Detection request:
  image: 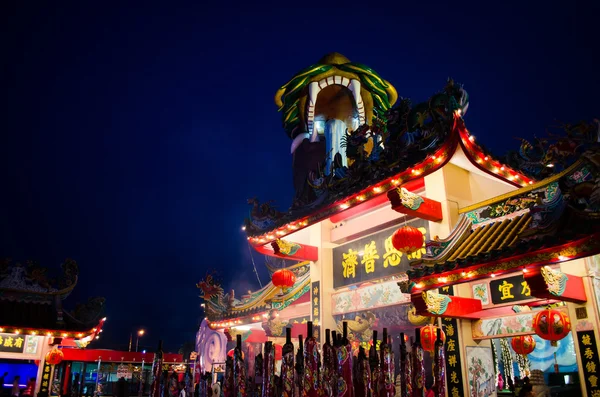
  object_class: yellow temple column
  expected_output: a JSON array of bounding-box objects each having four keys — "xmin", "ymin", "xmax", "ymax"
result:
[{"xmin": 308, "ymin": 219, "xmax": 336, "ymax": 342}]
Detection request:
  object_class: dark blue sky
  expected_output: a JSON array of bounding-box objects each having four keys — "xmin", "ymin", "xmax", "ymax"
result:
[{"xmin": 1, "ymin": 1, "xmax": 598, "ymax": 352}]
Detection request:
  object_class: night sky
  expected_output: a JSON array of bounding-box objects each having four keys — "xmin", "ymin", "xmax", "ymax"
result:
[{"xmin": 1, "ymin": 1, "xmax": 598, "ymax": 353}]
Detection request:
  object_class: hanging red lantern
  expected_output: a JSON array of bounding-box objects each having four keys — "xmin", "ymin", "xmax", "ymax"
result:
[
  {"xmin": 45, "ymin": 348, "xmax": 64, "ymax": 365},
  {"xmin": 511, "ymin": 335, "xmax": 536, "ymax": 355},
  {"xmin": 271, "ymin": 269, "xmax": 296, "ymax": 293},
  {"xmin": 532, "ymin": 308, "xmax": 571, "ymax": 346},
  {"xmin": 420, "ymin": 325, "xmax": 446, "ymax": 352},
  {"xmin": 391, "ymin": 226, "xmax": 424, "ymax": 254}
]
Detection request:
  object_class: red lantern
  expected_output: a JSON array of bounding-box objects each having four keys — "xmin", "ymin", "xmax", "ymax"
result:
[
  {"xmin": 272, "ymin": 269, "xmax": 296, "ymax": 292},
  {"xmin": 511, "ymin": 335, "xmax": 536, "ymax": 355},
  {"xmin": 392, "ymin": 226, "xmax": 424, "ymax": 254},
  {"xmin": 533, "ymin": 308, "xmax": 571, "ymax": 346},
  {"xmin": 420, "ymin": 325, "xmax": 445, "ymax": 352},
  {"xmin": 45, "ymin": 348, "xmax": 64, "ymax": 365}
]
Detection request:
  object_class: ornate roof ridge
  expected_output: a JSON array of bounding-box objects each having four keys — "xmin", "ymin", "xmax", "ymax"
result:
[
  {"xmin": 0, "ymin": 258, "xmax": 79, "ymax": 302},
  {"xmin": 407, "ymin": 151, "xmax": 600, "ymax": 288}
]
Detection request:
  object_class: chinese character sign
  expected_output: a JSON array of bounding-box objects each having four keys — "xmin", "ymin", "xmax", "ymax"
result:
[
  {"xmin": 38, "ymin": 361, "xmax": 52, "ymax": 397},
  {"xmin": 578, "ymin": 330, "xmax": 600, "ymax": 396},
  {"xmin": 489, "ymin": 275, "xmax": 532, "ymax": 305},
  {"xmin": 311, "ymin": 281, "xmax": 321, "ymax": 343},
  {"xmin": 332, "ymin": 219, "xmax": 429, "ymax": 288},
  {"xmin": 439, "ymin": 287, "xmax": 465, "ymax": 397},
  {"xmin": 0, "ymin": 333, "xmax": 27, "ymax": 353}
]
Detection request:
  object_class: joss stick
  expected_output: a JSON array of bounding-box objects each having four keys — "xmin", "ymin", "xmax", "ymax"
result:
[
  {"xmin": 322, "ymin": 329, "xmax": 336, "ymax": 397},
  {"xmin": 295, "ymin": 335, "xmax": 304, "ymax": 396},
  {"xmin": 433, "ymin": 329, "xmax": 445, "ymax": 397},
  {"xmin": 262, "ymin": 342, "xmax": 275, "ymax": 397},
  {"xmin": 411, "ymin": 330, "xmax": 425, "ymax": 397},
  {"xmin": 303, "ymin": 321, "xmax": 321, "ymax": 397},
  {"xmin": 234, "ymin": 334, "xmax": 247, "ymax": 397},
  {"xmin": 337, "ymin": 322, "xmax": 355, "ymax": 397},
  {"xmin": 355, "ymin": 346, "xmax": 371, "ymax": 397},
  {"xmin": 224, "ymin": 355, "xmax": 234, "ymax": 397},
  {"xmin": 150, "ymin": 340, "xmax": 163, "ymax": 397},
  {"xmin": 369, "ymin": 330, "xmax": 380, "ymax": 397},
  {"xmin": 281, "ymin": 328, "xmax": 295, "ymax": 397},
  {"xmin": 399, "ymin": 333, "xmax": 412, "ymax": 397},
  {"xmin": 379, "ymin": 328, "xmax": 395, "ymax": 397}
]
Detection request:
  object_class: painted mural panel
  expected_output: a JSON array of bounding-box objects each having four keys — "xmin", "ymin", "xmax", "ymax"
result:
[
  {"xmin": 465, "ymin": 346, "xmax": 497, "ymax": 397},
  {"xmin": 331, "ymin": 280, "xmax": 410, "ymax": 315},
  {"xmin": 332, "ymin": 219, "xmax": 429, "ymax": 288},
  {"xmin": 473, "ymin": 313, "xmax": 534, "ymax": 339}
]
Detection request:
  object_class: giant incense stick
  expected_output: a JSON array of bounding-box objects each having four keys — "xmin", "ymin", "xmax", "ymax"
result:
[
  {"xmin": 411, "ymin": 330, "xmax": 424, "ymax": 397},
  {"xmin": 280, "ymin": 328, "xmax": 295, "ymax": 397},
  {"xmin": 433, "ymin": 328, "xmax": 445, "ymax": 397},
  {"xmin": 322, "ymin": 329, "xmax": 336, "ymax": 397},
  {"xmin": 303, "ymin": 321, "xmax": 321, "ymax": 397},
  {"xmin": 337, "ymin": 322, "xmax": 354, "ymax": 397},
  {"xmin": 369, "ymin": 330, "xmax": 380, "ymax": 397},
  {"xmin": 262, "ymin": 341, "xmax": 275, "ymax": 397},
  {"xmin": 399, "ymin": 333, "xmax": 412, "ymax": 397},
  {"xmin": 234, "ymin": 335, "xmax": 247, "ymax": 397}
]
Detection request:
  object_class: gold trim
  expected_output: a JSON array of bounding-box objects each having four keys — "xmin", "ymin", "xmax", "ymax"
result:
[
  {"xmin": 265, "ymin": 260, "xmax": 311, "ymax": 274},
  {"xmin": 269, "ymin": 277, "xmax": 312, "ymax": 304},
  {"xmin": 458, "ymin": 160, "xmax": 582, "ymax": 214},
  {"xmin": 231, "ymin": 273, "xmax": 311, "ymax": 312}
]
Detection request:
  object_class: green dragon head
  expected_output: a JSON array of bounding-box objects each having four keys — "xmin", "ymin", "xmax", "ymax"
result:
[{"xmin": 274, "ymin": 53, "xmax": 398, "ymax": 154}]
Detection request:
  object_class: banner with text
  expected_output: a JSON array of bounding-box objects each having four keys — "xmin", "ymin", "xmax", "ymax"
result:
[{"xmin": 333, "ymin": 220, "xmax": 429, "ymax": 288}]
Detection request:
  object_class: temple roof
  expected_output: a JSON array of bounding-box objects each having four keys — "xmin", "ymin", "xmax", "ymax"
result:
[
  {"xmin": 406, "ymin": 150, "xmax": 600, "ymax": 290},
  {"xmin": 0, "ymin": 259, "xmax": 106, "ymax": 336},
  {"xmin": 244, "ymin": 114, "xmax": 537, "ymax": 245},
  {"xmin": 198, "ymin": 261, "xmax": 311, "ymax": 323},
  {"xmin": 246, "ymin": 55, "xmax": 599, "ymax": 248}
]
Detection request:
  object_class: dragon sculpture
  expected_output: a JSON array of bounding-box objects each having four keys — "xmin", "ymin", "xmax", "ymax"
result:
[
  {"xmin": 0, "ymin": 258, "xmax": 79, "ymax": 298},
  {"xmin": 244, "ymin": 54, "xmax": 469, "ymax": 234},
  {"xmin": 196, "ymin": 274, "xmax": 227, "ymax": 318},
  {"xmin": 504, "ymin": 119, "xmax": 600, "ymax": 179}
]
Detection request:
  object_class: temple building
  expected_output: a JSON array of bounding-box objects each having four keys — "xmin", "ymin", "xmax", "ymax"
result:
[
  {"xmin": 0, "ymin": 259, "xmax": 105, "ymax": 397},
  {"xmin": 197, "ymin": 53, "xmax": 600, "ymax": 396}
]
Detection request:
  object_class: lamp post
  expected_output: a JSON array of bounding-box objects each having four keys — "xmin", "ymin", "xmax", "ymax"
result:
[{"xmin": 136, "ymin": 329, "xmax": 145, "ymax": 352}]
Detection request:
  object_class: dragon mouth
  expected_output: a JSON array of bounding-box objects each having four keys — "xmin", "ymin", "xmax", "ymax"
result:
[
  {"xmin": 306, "ymin": 76, "xmax": 365, "ymax": 140},
  {"xmin": 277, "ymin": 53, "xmax": 398, "ymax": 155}
]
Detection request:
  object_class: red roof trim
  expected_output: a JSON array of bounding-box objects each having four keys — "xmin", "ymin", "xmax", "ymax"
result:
[
  {"xmin": 455, "ymin": 117, "xmax": 536, "ymax": 187},
  {"xmin": 411, "ymin": 233, "xmax": 600, "ymax": 291},
  {"xmin": 248, "ymin": 121, "xmax": 461, "ymax": 246},
  {"xmin": 0, "ymin": 318, "xmax": 106, "ymax": 341}
]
